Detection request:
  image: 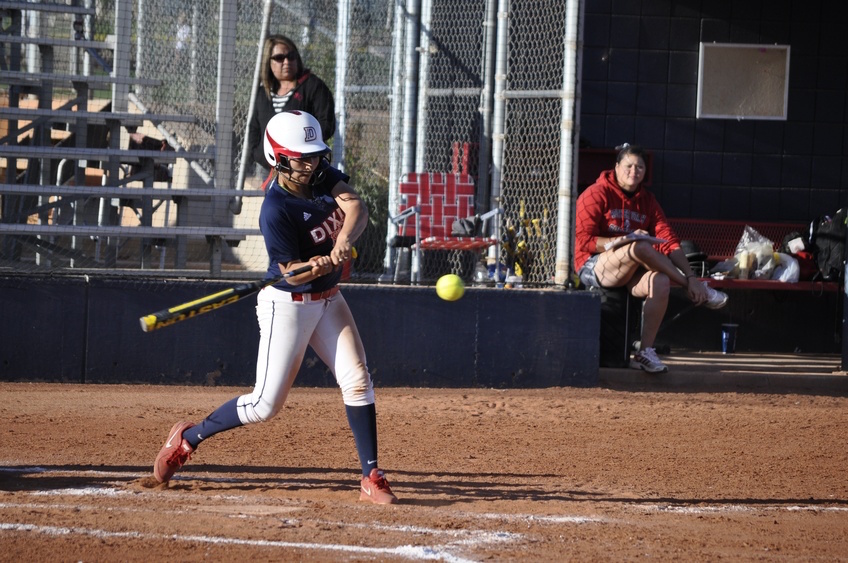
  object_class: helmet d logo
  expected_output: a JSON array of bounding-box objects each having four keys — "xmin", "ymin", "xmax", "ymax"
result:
[{"xmin": 303, "ymin": 127, "xmax": 317, "ymax": 142}]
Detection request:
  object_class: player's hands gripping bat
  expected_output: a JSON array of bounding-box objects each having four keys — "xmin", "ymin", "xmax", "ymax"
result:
[{"xmin": 140, "ymin": 248, "xmax": 358, "ymax": 332}]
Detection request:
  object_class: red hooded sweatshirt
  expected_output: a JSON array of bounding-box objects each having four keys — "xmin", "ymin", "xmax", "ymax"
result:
[{"xmin": 574, "ymin": 170, "xmax": 681, "ymax": 272}]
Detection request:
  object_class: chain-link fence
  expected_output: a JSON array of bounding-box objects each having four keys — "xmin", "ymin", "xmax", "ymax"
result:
[
  {"xmin": 499, "ymin": 1, "xmax": 569, "ymax": 286},
  {"xmin": 1, "ymin": 0, "xmax": 579, "ymax": 287}
]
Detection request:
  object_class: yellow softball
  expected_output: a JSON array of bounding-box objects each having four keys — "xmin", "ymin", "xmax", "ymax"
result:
[{"xmin": 436, "ymin": 274, "xmax": 465, "ymax": 302}]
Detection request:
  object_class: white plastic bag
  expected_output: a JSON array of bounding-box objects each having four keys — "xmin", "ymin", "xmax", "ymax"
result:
[
  {"xmin": 734, "ymin": 226, "xmax": 776, "ymax": 279},
  {"xmin": 772, "ymin": 252, "xmax": 800, "ymax": 283}
]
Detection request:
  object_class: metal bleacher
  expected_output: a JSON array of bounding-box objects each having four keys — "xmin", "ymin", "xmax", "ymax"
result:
[{"xmin": 0, "ymin": 0, "xmax": 262, "ymax": 276}]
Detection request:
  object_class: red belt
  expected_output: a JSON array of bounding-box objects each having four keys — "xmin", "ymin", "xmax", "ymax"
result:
[{"xmin": 291, "ymin": 286, "xmax": 340, "ymax": 302}]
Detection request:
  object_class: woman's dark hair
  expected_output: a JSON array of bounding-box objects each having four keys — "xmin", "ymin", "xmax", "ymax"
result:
[
  {"xmin": 615, "ymin": 142, "xmax": 645, "ymax": 164},
  {"xmin": 260, "ymin": 35, "xmax": 305, "ymax": 100}
]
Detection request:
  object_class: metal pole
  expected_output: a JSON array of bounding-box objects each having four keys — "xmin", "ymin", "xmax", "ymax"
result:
[
  {"xmin": 401, "ymin": 0, "xmax": 420, "ymax": 174},
  {"xmin": 553, "ymin": 0, "xmax": 583, "ymax": 287},
  {"xmin": 476, "ymin": 0, "xmax": 497, "ymax": 213},
  {"xmin": 414, "ymin": 0, "xmax": 431, "ymax": 169},
  {"xmin": 25, "ymin": 9, "xmax": 40, "ymax": 75},
  {"xmin": 216, "ymin": 0, "xmax": 238, "ymax": 202},
  {"xmin": 403, "ymin": 0, "xmax": 422, "ymax": 282},
  {"xmin": 231, "ymin": 0, "xmax": 273, "ymax": 214},
  {"xmin": 490, "ymin": 0, "xmax": 509, "ymax": 270},
  {"xmin": 135, "ymin": 0, "xmax": 145, "ymax": 98},
  {"xmin": 83, "ymin": 0, "xmax": 93, "ymax": 76},
  {"xmin": 380, "ymin": 0, "xmax": 410, "ymax": 279},
  {"xmin": 333, "ymin": 0, "xmax": 350, "ymax": 172},
  {"xmin": 211, "ymin": 0, "xmax": 240, "ymax": 274},
  {"xmin": 189, "ymin": 5, "xmax": 200, "ymax": 106},
  {"xmin": 111, "ymin": 0, "xmax": 131, "ymax": 113}
]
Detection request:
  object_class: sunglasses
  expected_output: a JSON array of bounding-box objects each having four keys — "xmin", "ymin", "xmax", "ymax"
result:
[{"xmin": 270, "ymin": 52, "xmax": 297, "ymax": 63}]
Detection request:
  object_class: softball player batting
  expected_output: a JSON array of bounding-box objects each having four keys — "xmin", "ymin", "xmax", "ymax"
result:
[{"xmin": 152, "ymin": 110, "xmax": 397, "ymax": 504}]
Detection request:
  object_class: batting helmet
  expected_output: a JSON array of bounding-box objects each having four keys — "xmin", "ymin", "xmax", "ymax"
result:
[{"xmin": 263, "ymin": 110, "xmax": 330, "ymax": 170}]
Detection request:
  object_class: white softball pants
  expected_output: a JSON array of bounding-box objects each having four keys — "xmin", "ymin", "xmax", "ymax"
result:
[{"xmin": 235, "ymin": 285, "xmax": 375, "ymax": 425}]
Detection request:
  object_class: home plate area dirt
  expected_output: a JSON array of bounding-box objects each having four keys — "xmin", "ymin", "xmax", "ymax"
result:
[{"xmin": 1, "ymin": 383, "xmax": 847, "ymax": 561}]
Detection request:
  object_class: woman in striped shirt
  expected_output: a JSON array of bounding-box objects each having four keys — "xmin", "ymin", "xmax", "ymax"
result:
[{"xmin": 248, "ymin": 35, "xmax": 336, "ymax": 177}]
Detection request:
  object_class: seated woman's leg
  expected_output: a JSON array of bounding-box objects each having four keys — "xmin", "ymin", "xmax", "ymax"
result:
[
  {"xmin": 594, "ymin": 240, "xmax": 676, "ymax": 350},
  {"xmin": 627, "ymin": 270, "xmax": 670, "ymax": 349},
  {"xmin": 629, "ymin": 241, "xmax": 689, "ymax": 286},
  {"xmin": 593, "ymin": 244, "xmax": 643, "ymax": 287},
  {"xmin": 595, "ymin": 240, "xmax": 688, "ymax": 289}
]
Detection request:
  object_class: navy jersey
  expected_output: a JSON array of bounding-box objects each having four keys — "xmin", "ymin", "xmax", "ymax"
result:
[{"xmin": 260, "ymin": 166, "xmax": 350, "ymax": 293}]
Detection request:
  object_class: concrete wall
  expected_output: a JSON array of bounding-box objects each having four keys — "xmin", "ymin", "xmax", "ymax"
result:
[{"xmin": 0, "ymin": 276, "xmax": 601, "ymax": 388}]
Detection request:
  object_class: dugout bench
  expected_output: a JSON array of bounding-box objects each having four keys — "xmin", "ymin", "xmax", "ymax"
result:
[
  {"xmin": 666, "ymin": 218, "xmax": 839, "ymax": 294},
  {"xmin": 598, "ymin": 219, "xmax": 842, "ymax": 366}
]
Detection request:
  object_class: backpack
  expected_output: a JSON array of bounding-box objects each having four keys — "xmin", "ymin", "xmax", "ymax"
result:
[
  {"xmin": 451, "ymin": 215, "xmax": 482, "ymax": 236},
  {"xmin": 779, "ymin": 231, "xmax": 817, "ymax": 280},
  {"xmin": 779, "ymin": 231, "xmax": 807, "ymax": 254},
  {"xmin": 809, "ymin": 208, "xmax": 847, "ymax": 282}
]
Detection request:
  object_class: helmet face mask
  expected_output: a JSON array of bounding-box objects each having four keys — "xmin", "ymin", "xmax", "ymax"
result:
[
  {"xmin": 263, "ymin": 111, "xmax": 330, "ymax": 183},
  {"xmin": 275, "ymin": 152, "xmax": 331, "ymax": 185}
]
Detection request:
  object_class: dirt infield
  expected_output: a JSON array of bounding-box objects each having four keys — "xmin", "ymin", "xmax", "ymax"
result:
[{"xmin": 2, "ymin": 382, "xmax": 847, "ymax": 561}]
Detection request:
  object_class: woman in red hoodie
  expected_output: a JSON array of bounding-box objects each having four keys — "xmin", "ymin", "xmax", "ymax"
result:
[{"xmin": 574, "ymin": 144, "xmax": 728, "ymax": 373}]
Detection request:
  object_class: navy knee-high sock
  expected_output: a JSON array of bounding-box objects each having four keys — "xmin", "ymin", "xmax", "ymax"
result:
[
  {"xmin": 182, "ymin": 397, "xmax": 243, "ymax": 449},
  {"xmin": 345, "ymin": 403, "xmax": 378, "ymax": 476}
]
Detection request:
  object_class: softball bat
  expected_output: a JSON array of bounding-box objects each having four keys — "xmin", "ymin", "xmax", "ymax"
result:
[{"xmin": 139, "ymin": 264, "xmax": 313, "ymax": 332}]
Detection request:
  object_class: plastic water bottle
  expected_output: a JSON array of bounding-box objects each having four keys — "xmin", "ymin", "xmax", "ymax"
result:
[{"xmin": 473, "ymin": 262, "xmax": 489, "ymax": 286}]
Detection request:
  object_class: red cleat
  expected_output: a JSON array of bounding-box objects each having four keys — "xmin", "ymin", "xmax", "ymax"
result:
[
  {"xmin": 153, "ymin": 421, "xmax": 195, "ymax": 483},
  {"xmin": 359, "ymin": 468, "xmax": 398, "ymax": 504}
]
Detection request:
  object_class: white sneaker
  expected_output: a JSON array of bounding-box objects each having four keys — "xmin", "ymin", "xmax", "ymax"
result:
[
  {"xmin": 629, "ymin": 347, "xmax": 668, "ymax": 373},
  {"xmin": 702, "ymin": 281, "xmax": 728, "ymax": 309}
]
